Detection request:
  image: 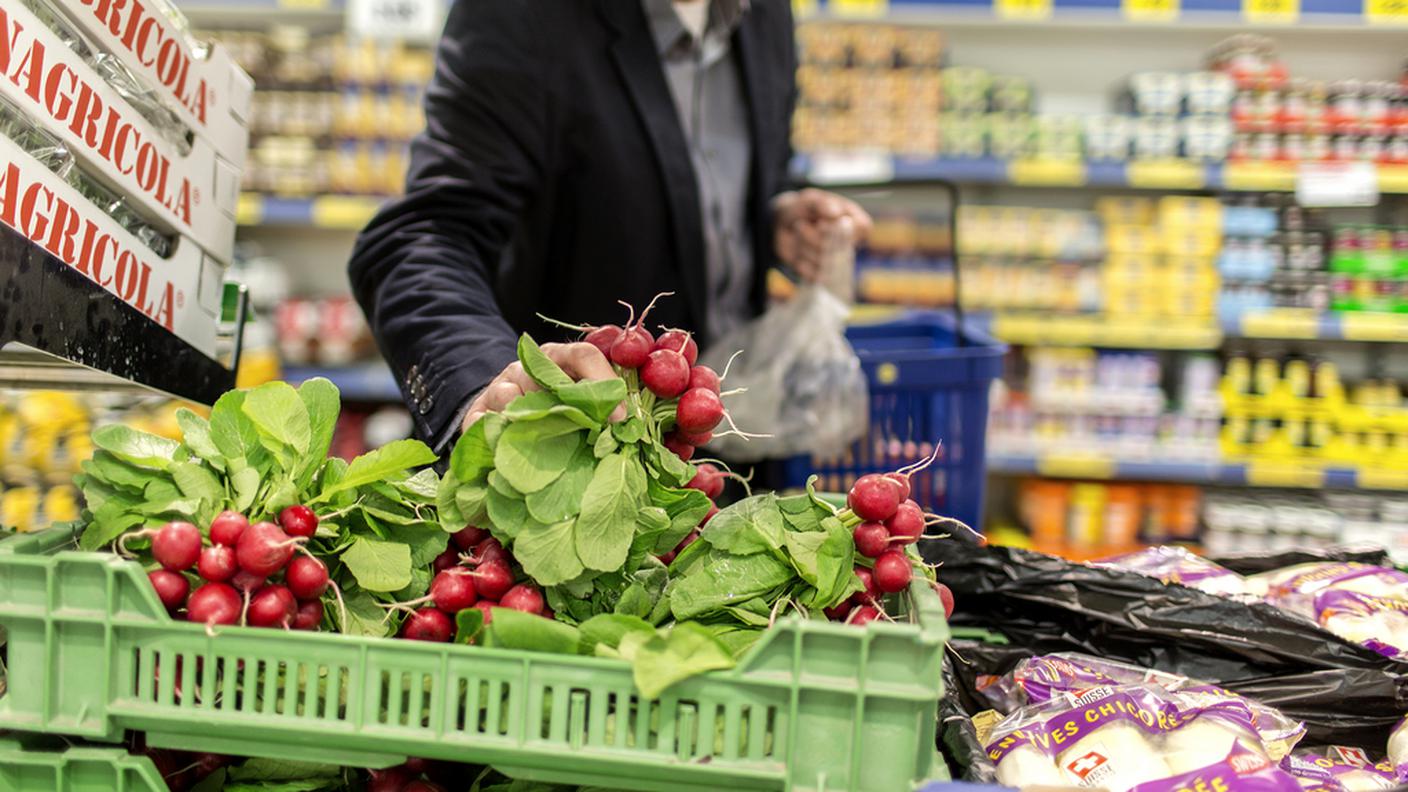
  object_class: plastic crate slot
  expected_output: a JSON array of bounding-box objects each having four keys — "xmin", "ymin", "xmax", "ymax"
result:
[
  {"xmin": 568, "ymin": 690, "xmax": 588, "ymax": 750},
  {"xmin": 260, "ymin": 659, "xmax": 281, "ymax": 714},
  {"xmin": 484, "ymin": 679, "xmax": 504, "ymax": 737}
]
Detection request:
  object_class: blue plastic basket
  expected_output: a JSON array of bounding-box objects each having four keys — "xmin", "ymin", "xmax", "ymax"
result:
[{"xmin": 784, "ymin": 309, "xmax": 1006, "ymax": 530}]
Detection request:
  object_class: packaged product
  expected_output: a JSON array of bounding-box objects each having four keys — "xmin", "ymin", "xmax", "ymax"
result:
[
  {"xmin": 1094, "ymin": 545, "xmax": 1251, "ymax": 597},
  {"xmin": 1132, "ymin": 743, "xmax": 1303, "ymax": 792},
  {"xmin": 1387, "ymin": 717, "xmax": 1408, "ymax": 780},
  {"xmin": 1286, "ymin": 750, "xmax": 1397, "ymax": 791},
  {"xmin": 1314, "ymin": 591, "xmax": 1408, "ymax": 659},
  {"xmin": 1255, "ymin": 563, "xmax": 1408, "ymax": 620}
]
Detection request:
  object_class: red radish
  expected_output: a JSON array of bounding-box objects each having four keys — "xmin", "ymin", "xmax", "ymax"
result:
[
  {"xmin": 248, "ymin": 586, "xmax": 298, "ymax": 628},
  {"xmin": 873, "ymin": 552, "xmax": 912, "ymax": 594},
  {"xmin": 473, "ymin": 600, "xmax": 496, "ymax": 625},
  {"xmin": 583, "ymin": 325, "xmax": 622, "ymax": 359},
  {"xmin": 432, "ymin": 546, "xmax": 459, "ymax": 573},
  {"xmin": 236, "ymin": 522, "xmax": 296, "ymax": 576},
  {"xmin": 148, "ymin": 570, "xmax": 189, "ymax": 612},
  {"xmin": 884, "ymin": 472, "xmax": 913, "ymax": 501},
  {"xmin": 852, "ymin": 521, "xmax": 891, "ymax": 558},
  {"xmin": 152, "ymin": 521, "xmax": 201, "ymax": 571},
  {"xmin": 400, "ymin": 608, "xmax": 453, "ymax": 642},
  {"xmin": 848, "ymin": 604, "xmax": 882, "ymax": 626},
  {"xmin": 368, "ymin": 767, "xmax": 414, "ymax": 792},
  {"xmin": 688, "ymin": 365, "xmax": 721, "ymax": 394},
  {"xmin": 847, "ymin": 474, "xmax": 903, "ymax": 522},
  {"xmin": 406, "ymin": 781, "xmax": 448, "ymax": 792},
  {"xmin": 655, "ymin": 330, "xmax": 698, "ymax": 366},
  {"xmin": 661, "ymin": 433, "xmax": 694, "ymax": 461},
  {"xmin": 702, "ymin": 504, "xmax": 719, "ymax": 524},
  {"xmin": 209, "ymin": 511, "xmax": 249, "ymax": 547},
  {"xmin": 641, "ymin": 349, "xmax": 690, "ymax": 398},
  {"xmin": 658, "ymin": 548, "xmax": 679, "ymax": 565},
  {"xmin": 451, "ymin": 525, "xmax": 488, "ymax": 551},
  {"xmin": 686, "ymin": 463, "xmax": 725, "ymax": 500},
  {"xmin": 197, "ymin": 544, "xmax": 238, "ymax": 583},
  {"xmin": 886, "ymin": 500, "xmax": 925, "ymax": 545},
  {"xmin": 935, "ymin": 582, "xmax": 955, "ymax": 619},
  {"xmin": 293, "ymin": 599, "xmax": 324, "ymax": 630},
  {"xmin": 672, "ymin": 529, "xmax": 701, "ymax": 559},
  {"xmin": 430, "ymin": 569, "xmax": 478, "ymax": 613},
  {"xmin": 186, "ymin": 583, "xmax": 241, "ymax": 626},
  {"xmin": 286, "ymin": 556, "xmax": 330, "ymax": 600},
  {"xmin": 823, "ymin": 600, "xmax": 853, "ymax": 621},
  {"xmin": 852, "ymin": 567, "xmax": 880, "ymax": 604},
  {"xmin": 675, "ymin": 388, "xmax": 724, "ymax": 434},
  {"xmin": 472, "ymin": 537, "xmax": 507, "ymax": 566},
  {"xmin": 401, "ymin": 758, "xmax": 430, "ymax": 774},
  {"xmin": 230, "ymin": 570, "xmax": 266, "ymax": 593},
  {"xmin": 500, "ymin": 584, "xmax": 544, "ymax": 615},
  {"xmin": 678, "ymin": 429, "xmax": 712, "ymax": 446},
  {"xmin": 609, "ymin": 327, "xmax": 654, "ymax": 368},
  {"xmin": 471, "ymin": 561, "xmax": 514, "ymax": 600},
  {"xmin": 278, "ymin": 505, "xmax": 319, "ymax": 538}
]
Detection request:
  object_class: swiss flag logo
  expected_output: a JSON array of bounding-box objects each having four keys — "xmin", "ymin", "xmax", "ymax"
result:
[{"xmin": 1067, "ymin": 752, "xmax": 1108, "ymax": 780}]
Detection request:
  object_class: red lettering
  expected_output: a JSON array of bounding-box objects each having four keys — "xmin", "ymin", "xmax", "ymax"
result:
[
  {"xmin": 91, "ymin": 232, "xmax": 116, "ymax": 287},
  {"xmin": 114, "ymin": 250, "xmax": 138, "ymax": 300},
  {"xmin": 152, "ymin": 282, "xmax": 174, "ymax": 331},
  {"xmin": 0, "ymin": 10, "xmax": 20, "ymax": 76},
  {"xmin": 102, "ymin": 0, "xmax": 127, "ymax": 39},
  {"xmin": 190, "ymin": 74, "xmax": 207, "ymax": 126},
  {"xmin": 135, "ymin": 16, "xmax": 159, "ymax": 69},
  {"xmin": 20, "ymin": 183, "xmax": 53, "ymax": 242},
  {"xmin": 119, "ymin": 0, "xmax": 145, "ymax": 52},
  {"xmin": 69, "ymin": 84, "xmax": 104, "ymax": 147},
  {"xmin": 14, "ymin": 37, "xmax": 46, "ymax": 104},
  {"xmin": 155, "ymin": 36, "xmax": 181, "ymax": 88},
  {"xmin": 0, "ymin": 163, "xmax": 18, "ymax": 227},
  {"xmin": 97, "ymin": 105, "xmax": 121, "ymax": 161},
  {"xmin": 112, "ymin": 123, "xmax": 136, "ymax": 175},
  {"xmin": 43, "ymin": 62, "xmax": 76, "ymax": 125},
  {"xmin": 135, "ymin": 254, "xmax": 150, "ymax": 306},
  {"xmin": 134, "ymin": 141, "xmax": 158, "ymax": 192},
  {"xmin": 174, "ymin": 177, "xmax": 192, "ymax": 226},
  {"xmin": 46, "ymin": 200, "xmax": 80, "ymax": 264},
  {"xmin": 75, "ymin": 217, "xmax": 99, "ymax": 276}
]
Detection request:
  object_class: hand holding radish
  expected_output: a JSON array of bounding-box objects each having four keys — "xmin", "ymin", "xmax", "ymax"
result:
[{"xmin": 461, "ymin": 341, "xmax": 625, "ymax": 431}]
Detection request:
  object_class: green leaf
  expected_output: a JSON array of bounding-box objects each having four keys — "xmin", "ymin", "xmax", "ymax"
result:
[
  {"xmin": 578, "ymin": 613, "xmax": 653, "ymax": 653},
  {"xmin": 317, "ymin": 440, "xmax": 437, "ymax": 502},
  {"xmin": 223, "ymin": 781, "xmax": 336, "ymax": 792},
  {"xmin": 92, "ymin": 424, "xmax": 179, "ymax": 469},
  {"xmin": 244, "ymin": 381, "xmax": 311, "ymax": 458},
  {"xmin": 79, "ymin": 511, "xmax": 143, "ymax": 550},
  {"xmin": 557, "ymin": 378, "xmax": 628, "ymax": 425},
  {"xmin": 176, "ymin": 409, "xmax": 224, "ymax": 470},
  {"xmin": 647, "ymin": 482, "xmax": 711, "ymax": 554},
  {"xmin": 454, "ymin": 608, "xmax": 486, "ymax": 645},
  {"xmin": 627, "ymin": 623, "xmax": 736, "ymax": 699},
  {"xmin": 781, "ymin": 529, "xmax": 828, "ymax": 587},
  {"xmin": 486, "ymin": 486, "xmax": 528, "ymax": 540},
  {"xmin": 262, "ymin": 475, "xmax": 299, "ymax": 515},
  {"xmin": 84, "ymin": 451, "xmax": 159, "ymax": 491},
  {"xmin": 649, "ymin": 440, "xmax": 693, "ymax": 487},
  {"xmin": 394, "ymin": 564, "xmax": 433, "ymax": 601},
  {"xmin": 450, "ymin": 419, "xmax": 495, "ymax": 484},
  {"xmin": 592, "ymin": 429, "xmax": 618, "ymax": 459},
  {"xmin": 493, "ymin": 417, "xmax": 583, "ymax": 494},
  {"xmin": 457, "ymin": 481, "xmax": 490, "ymax": 528},
  {"xmin": 210, "ymin": 391, "xmax": 268, "ymax": 472},
  {"xmin": 296, "ymin": 377, "xmax": 340, "ymax": 487},
  {"xmin": 482, "ymin": 412, "xmax": 508, "ymax": 449},
  {"xmin": 702, "ymin": 494, "xmax": 786, "ymax": 557},
  {"xmin": 338, "ymin": 590, "xmax": 391, "ymax": 637},
  {"xmin": 810, "ymin": 515, "xmax": 859, "ymax": 607},
  {"xmin": 517, "ymin": 333, "xmax": 575, "ymax": 391},
  {"xmin": 230, "ymin": 465, "xmax": 261, "ymax": 512},
  {"xmin": 387, "ymin": 522, "xmax": 452, "ymax": 567},
  {"xmin": 614, "ymin": 583, "xmax": 653, "ymax": 619},
  {"xmin": 575, "ymin": 453, "xmax": 646, "ymax": 573},
  {"xmin": 513, "ymin": 519, "xmax": 584, "ymax": 586},
  {"xmin": 610, "ymin": 417, "xmax": 646, "ymax": 444},
  {"xmin": 437, "ymin": 468, "xmax": 466, "ymax": 532},
  {"xmin": 524, "ymin": 444, "xmax": 595, "ymax": 524},
  {"xmin": 502, "ymin": 390, "xmax": 597, "ymax": 430},
  {"xmin": 669, "ymin": 549, "xmax": 794, "ymax": 621},
  {"xmin": 396, "ymin": 468, "xmax": 440, "ymax": 502},
  {"xmin": 724, "ymin": 598, "xmax": 773, "ymax": 627},
  {"xmin": 170, "ymin": 461, "xmax": 223, "ymax": 507},
  {"xmin": 340, "ymin": 537, "xmax": 412, "ymax": 592},
  {"xmin": 484, "ymin": 607, "xmax": 581, "ymax": 655}
]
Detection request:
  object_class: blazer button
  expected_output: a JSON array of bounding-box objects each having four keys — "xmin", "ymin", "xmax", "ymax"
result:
[
  {"xmin": 407, "ymin": 364, "xmax": 419, "ymax": 380},
  {"xmin": 419, "ymin": 397, "xmax": 434, "ymax": 415},
  {"xmin": 413, "ymin": 382, "xmax": 428, "ymax": 400}
]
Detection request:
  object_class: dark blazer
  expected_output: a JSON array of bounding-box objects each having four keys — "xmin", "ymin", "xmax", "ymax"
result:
[{"xmin": 348, "ymin": 0, "xmax": 797, "ymax": 450}]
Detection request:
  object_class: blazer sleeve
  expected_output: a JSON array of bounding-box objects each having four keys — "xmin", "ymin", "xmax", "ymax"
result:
[{"xmin": 348, "ymin": 0, "xmax": 551, "ymax": 452}]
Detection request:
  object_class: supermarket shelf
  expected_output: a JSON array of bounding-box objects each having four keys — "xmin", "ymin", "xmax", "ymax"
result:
[
  {"xmin": 811, "ymin": 0, "xmax": 1404, "ymax": 25},
  {"xmin": 988, "ymin": 452, "xmax": 1398, "ymax": 489},
  {"xmin": 237, "ymin": 194, "xmax": 388, "ymax": 230},
  {"xmin": 1223, "ymin": 308, "xmax": 1408, "ymax": 342},
  {"xmin": 974, "ymin": 312, "xmax": 1222, "ymax": 349},
  {"xmin": 282, "ymin": 364, "xmax": 400, "ymax": 402},
  {"xmin": 799, "ymin": 154, "xmax": 1408, "ymax": 192}
]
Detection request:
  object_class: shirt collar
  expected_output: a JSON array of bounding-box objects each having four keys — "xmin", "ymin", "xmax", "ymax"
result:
[{"xmin": 642, "ymin": 0, "xmax": 748, "ymax": 56}]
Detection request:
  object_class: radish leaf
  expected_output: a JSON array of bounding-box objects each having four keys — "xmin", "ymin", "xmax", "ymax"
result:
[
  {"xmin": 340, "ymin": 537, "xmax": 412, "ymax": 592},
  {"xmin": 575, "ymin": 453, "xmax": 646, "ymax": 572}
]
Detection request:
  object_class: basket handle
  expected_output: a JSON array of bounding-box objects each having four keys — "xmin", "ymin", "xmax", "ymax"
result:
[{"xmin": 932, "ymin": 178, "xmax": 965, "ymax": 348}]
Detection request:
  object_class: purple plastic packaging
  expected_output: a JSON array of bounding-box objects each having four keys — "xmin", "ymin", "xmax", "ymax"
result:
[
  {"xmin": 1132, "ymin": 743, "xmax": 1304, "ymax": 792},
  {"xmin": 1094, "ymin": 546, "xmax": 1248, "ymax": 596}
]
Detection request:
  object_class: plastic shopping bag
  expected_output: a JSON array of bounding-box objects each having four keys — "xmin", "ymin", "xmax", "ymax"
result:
[{"xmin": 700, "ymin": 284, "xmax": 868, "ymax": 463}]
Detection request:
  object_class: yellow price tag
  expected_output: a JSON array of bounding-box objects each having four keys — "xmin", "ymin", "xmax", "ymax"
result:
[
  {"xmin": 311, "ymin": 196, "xmax": 384, "ymax": 230},
  {"xmin": 236, "ymin": 193, "xmax": 263, "ymax": 227},
  {"xmin": 1243, "ymin": 0, "xmax": 1298, "ymax": 22},
  {"xmin": 1357, "ymin": 468, "xmax": 1408, "ymax": 491},
  {"xmin": 1245, "ymin": 460, "xmax": 1325, "ymax": 488},
  {"xmin": 1008, "ymin": 158, "xmax": 1086, "ymax": 187},
  {"xmin": 1122, "ymin": 0, "xmax": 1178, "ymax": 21},
  {"xmin": 996, "ymin": 0, "xmax": 1053, "ymax": 20},
  {"xmin": 1126, "ymin": 159, "xmax": 1206, "ymax": 189},
  {"xmin": 1222, "ymin": 162, "xmax": 1296, "ymax": 191},
  {"xmin": 1366, "ymin": 0, "xmax": 1408, "ymax": 23},
  {"xmin": 1238, "ymin": 308, "xmax": 1320, "ymax": 340},
  {"xmin": 1340, "ymin": 313, "xmax": 1408, "ymax": 342},
  {"xmin": 829, "ymin": 0, "xmax": 889, "ymax": 17},
  {"xmin": 1037, "ymin": 454, "xmax": 1117, "ymax": 480},
  {"xmin": 1378, "ymin": 164, "xmax": 1408, "ymax": 193},
  {"xmin": 279, "ymin": 0, "xmax": 329, "ymax": 8}
]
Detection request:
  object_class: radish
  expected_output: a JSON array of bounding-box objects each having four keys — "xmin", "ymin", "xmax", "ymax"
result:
[
  {"xmin": 430, "ymin": 569, "xmax": 478, "ymax": 613},
  {"xmin": 852, "ymin": 521, "xmax": 891, "ymax": 558},
  {"xmin": 885, "ymin": 500, "xmax": 925, "ymax": 545},
  {"xmin": 197, "ymin": 544, "xmax": 238, "ymax": 583},
  {"xmin": 451, "ymin": 525, "xmax": 487, "ymax": 551},
  {"xmin": 500, "ymin": 583, "xmax": 544, "ymax": 615},
  {"xmin": 702, "ymin": 504, "xmax": 719, "ymax": 524},
  {"xmin": 148, "ymin": 570, "xmax": 189, "ymax": 612},
  {"xmin": 852, "ymin": 567, "xmax": 880, "ymax": 604},
  {"xmin": 675, "ymin": 388, "xmax": 724, "ymax": 434},
  {"xmin": 406, "ymin": 781, "xmax": 448, "ymax": 792},
  {"xmin": 432, "ymin": 546, "xmax": 459, "ymax": 573},
  {"xmin": 236, "ymin": 522, "xmax": 296, "ymax": 577},
  {"xmin": 661, "ymin": 433, "xmax": 694, "ymax": 461},
  {"xmin": 655, "ymin": 329, "xmax": 698, "ymax": 366},
  {"xmin": 401, "ymin": 758, "xmax": 431, "ymax": 774},
  {"xmin": 583, "ymin": 325, "xmax": 622, "ymax": 359},
  {"xmin": 609, "ymin": 327, "xmax": 654, "ymax": 368},
  {"xmin": 293, "ymin": 599, "xmax": 324, "ymax": 630},
  {"xmin": 248, "ymin": 585, "xmax": 298, "ymax": 628},
  {"xmin": 471, "ymin": 537, "xmax": 508, "ymax": 566},
  {"xmin": 688, "ymin": 365, "xmax": 721, "ymax": 394},
  {"xmin": 186, "ymin": 583, "xmax": 241, "ymax": 626},
  {"xmin": 847, "ymin": 474, "xmax": 902, "ymax": 522},
  {"xmin": 848, "ymin": 604, "xmax": 881, "ymax": 626},
  {"xmin": 823, "ymin": 600, "xmax": 853, "ymax": 621},
  {"xmin": 152, "ymin": 521, "xmax": 202, "ymax": 571},
  {"xmin": 278, "ymin": 505, "xmax": 319, "ymax": 538},
  {"xmin": 400, "ymin": 608, "xmax": 453, "ymax": 642},
  {"xmin": 884, "ymin": 472, "xmax": 913, "ymax": 501},
  {"xmin": 685, "ymin": 463, "xmax": 725, "ymax": 500},
  {"xmin": 473, "ymin": 600, "xmax": 496, "ymax": 625},
  {"xmin": 677, "ymin": 428, "xmax": 712, "ymax": 446},
  {"xmin": 935, "ymin": 582, "xmax": 955, "ymax": 619},
  {"xmin": 641, "ymin": 349, "xmax": 690, "ymax": 398},
  {"xmin": 230, "ymin": 570, "xmax": 266, "ymax": 593},
  {"xmin": 367, "ymin": 767, "xmax": 414, "ymax": 792},
  {"xmin": 470, "ymin": 561, "xmax": 514, "ymax": 600},
  {"xmin": 872, "ymin": 551, "xmax": 912, "ymax": 594},
  {"xmin": 286, "ymin": 556, "xmax": 330, "ymax": 600},
  {"xmin": 209, "ymin": 511, "xmax": 248, "ymax": 547}
]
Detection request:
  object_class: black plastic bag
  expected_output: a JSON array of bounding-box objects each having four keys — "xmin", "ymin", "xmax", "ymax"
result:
[{"xmin": 927, "ymin": 540, "xmax": 1408, "ymax": 768}]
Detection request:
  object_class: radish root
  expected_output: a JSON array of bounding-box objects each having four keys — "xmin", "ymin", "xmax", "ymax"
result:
[
  {"xmin": 534, "ymin": 313, "xmax": 593, "ymax": 333},
  {"xmin": 897, "ymin": 442, "xmax": 943, "ymax": 476},
  {"xmin": 718, "ymin": 349, "xmax": 744, "ymax": 382}
]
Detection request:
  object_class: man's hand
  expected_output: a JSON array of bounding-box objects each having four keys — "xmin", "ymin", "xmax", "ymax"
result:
[
  {"xmin": 461, "ymin": 342, "xmax": 624, "ymax": 430},
  {"xmin": 773, "ymin": 188, "xmax": 873, "ymax": 283}
]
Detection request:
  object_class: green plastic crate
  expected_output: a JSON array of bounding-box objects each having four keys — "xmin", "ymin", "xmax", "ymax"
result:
[
  {"xmin": 0, "ymin": 524, "xmax": 949, "ymax": 791},
  {"xmin": 0, "ymin": 736, "xmax": 165, "ymax": 791}
]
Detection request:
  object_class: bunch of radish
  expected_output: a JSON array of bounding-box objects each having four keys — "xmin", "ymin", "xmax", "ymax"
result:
[
  {"xmin": 140, "ymin": 505, "xmax": 333, "ymax": 631},
  {"xmin": 654, "ymin": 462, "xmax": 726, "ymax": 564},
  {"xmin": 367, "ymin": 757, "xmax": 457, "ymax": 792},
  {"xmin": 394, "ymin": 525, "xmax": 548, "ymax": 643}
]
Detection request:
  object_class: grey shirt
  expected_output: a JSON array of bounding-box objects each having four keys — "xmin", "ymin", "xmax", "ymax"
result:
[{"xmin": 642, "ymin": 0, "xmax": 755, "ymax": 341}]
